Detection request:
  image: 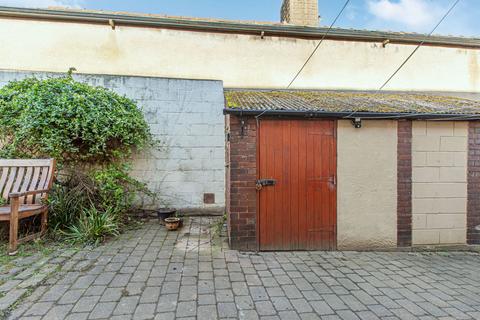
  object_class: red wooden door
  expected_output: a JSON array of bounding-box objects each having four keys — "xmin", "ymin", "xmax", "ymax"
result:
[{"xmin": 258, "ymin": 120, "xmax": 336, "ymax": 250}]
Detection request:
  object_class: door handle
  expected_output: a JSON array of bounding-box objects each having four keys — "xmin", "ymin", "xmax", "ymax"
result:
[
  {"xmin": 328, "ymin": 176, "xmax": 336, "ymax": 186},
  {"xmin": 256, "ymin": 179, "xmax": 276, "ymax": 190}
]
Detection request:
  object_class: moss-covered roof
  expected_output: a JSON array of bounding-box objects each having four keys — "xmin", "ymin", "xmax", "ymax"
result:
[{"xmin": 224, "ymin": 90, "xmax": 480, "ymax": 116}]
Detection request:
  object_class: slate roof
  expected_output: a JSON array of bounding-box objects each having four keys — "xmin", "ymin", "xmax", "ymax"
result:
[{"xmin": 224, "ymin": 90, "xmax": 480, "ymax": 118}]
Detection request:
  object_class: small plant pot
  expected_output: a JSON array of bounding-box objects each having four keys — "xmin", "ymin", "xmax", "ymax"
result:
[
  {"xmin": 157, "ymin": 208, "xmax": 177, "ymax": 224},
  {"xmin": 164, "ymin": 217, "xmax": 180, "ymax": 231}
]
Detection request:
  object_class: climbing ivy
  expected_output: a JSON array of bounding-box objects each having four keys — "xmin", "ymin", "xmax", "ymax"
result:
[
  {"xmin": 0, "ymin": 75, "xmax": 154, "ymax": 244},
  {"xmin": 0, "ymin": 76, "xmax": 152, "ymax": 164}
]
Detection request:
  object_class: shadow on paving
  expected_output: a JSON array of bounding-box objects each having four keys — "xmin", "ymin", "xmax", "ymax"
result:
[{"xmin": 3, "ymin": 216, "xmax": 480, "ymax": 320}]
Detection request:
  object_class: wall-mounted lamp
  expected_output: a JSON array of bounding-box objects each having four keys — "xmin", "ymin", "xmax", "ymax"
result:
[
  {"xmin": 382, "ymin": 39, "xmax": 390, "ymax": 47},
  {"xmin": 240, "ymin": 119, "xmax": 246, "ymax": 136},
  {"xmin": 260, "ymin": 31, "xmax": 265, "ymax": 39},
  {"xmin": 351, "ymin": 118, "xmax": 362, "ymax": 129},
  {"xmin": 109, "ymin": 19, "xmax": 116, "ymax": 30}
]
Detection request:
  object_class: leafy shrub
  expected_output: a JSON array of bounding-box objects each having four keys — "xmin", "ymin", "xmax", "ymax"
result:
[
  {"xmin": 65, "ymin": 206, "xmax": 120, "ymax": 245},
  {"xmin": 0, "ymin": 75, "xmax": 154, "ymax": 244},
  {"xmin": 0, "ymin": 76, "xmax": 151, "ymax": 163},
  {"xmin": 48, "ymin": 171, "xmax": 96, "ymax": 235},
  {"xmin": 48, "ymin": 166, "xmax": 150, "ymax": 241},
  {"xmin": 92, "ymin": 164, "xmax": 152, "ymax": 214}
]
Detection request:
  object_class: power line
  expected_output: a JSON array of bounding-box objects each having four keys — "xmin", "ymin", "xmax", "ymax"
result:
[
  {"xmin": 343, "ymin": 0, "xmax": 461, "ymax": 120},
  {"xmin": 377, "ymin": 0, "xmax": 461, "ymax": 92},
  {"xmin": 286, "ymin": 0, "xmax": 351, "ymax": 89}
]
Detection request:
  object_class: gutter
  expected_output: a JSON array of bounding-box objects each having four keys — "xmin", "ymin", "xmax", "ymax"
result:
[
  {"xmin": 223, "ymin": 108, "xmax": 480, "ymax": 121},
  {"xmin": 1, "ymin": 6, "xmax": 480, "ymax": 49}
]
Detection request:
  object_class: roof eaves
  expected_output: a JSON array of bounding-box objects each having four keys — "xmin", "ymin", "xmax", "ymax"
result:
[
  {"xmin": 223, "ymin": 108, "xmax": 480, "ymax": 121},
  {"xmin": 1, "ymin": 6, "xmax": 480, "ymax": 49}
]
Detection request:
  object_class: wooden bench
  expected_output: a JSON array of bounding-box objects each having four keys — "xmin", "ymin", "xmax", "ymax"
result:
[{"xmin": 0, "ymin": 159, "xmax": 56, "ymax": 255}]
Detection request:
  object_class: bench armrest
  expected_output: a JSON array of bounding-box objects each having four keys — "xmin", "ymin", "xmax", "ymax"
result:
[{"xmin": 9, "ymin": 189, "xmax": 50, "ymax": 198}]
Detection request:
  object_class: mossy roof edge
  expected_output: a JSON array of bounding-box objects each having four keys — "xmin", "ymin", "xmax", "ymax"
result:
[{"xmin": 224, "ymin": 90, "xmax": 480, "ymax": 115}]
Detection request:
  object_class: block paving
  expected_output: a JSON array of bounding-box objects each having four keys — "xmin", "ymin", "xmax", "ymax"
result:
[{"xmin": 2, "ymin": 217, "xmax": 480, "ymax": 319}]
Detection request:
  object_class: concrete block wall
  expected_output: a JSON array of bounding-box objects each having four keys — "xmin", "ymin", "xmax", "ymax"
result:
[
  {"xmin": 0, "ymin": 71, "xmax": 226, "ymax": 212},
  {"xmin": 412, "ymin": 121, "xmax": 468, "ymax": 245}
]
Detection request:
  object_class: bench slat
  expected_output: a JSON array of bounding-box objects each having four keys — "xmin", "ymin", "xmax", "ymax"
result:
[
  {"xmin": 3, "ymin": 167, "xmax": 17, "ymax": 200},
  {"xmin": 27, "ymin": 166, "xmax": 41, "ymax": 204},
  {"xmin": 0, "ymin": 159, "xmax": 53, "ymax": 167},
  {"xmin": 19, "ymin": 167, "xmax": 33, "ymax": 204},
  {"xmin": 0, "ymin": 168, "xmax": 9, "ymax": 199}
]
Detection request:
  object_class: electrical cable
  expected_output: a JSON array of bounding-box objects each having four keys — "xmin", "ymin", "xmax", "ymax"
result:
[
  {"xmin": 286, "ymin": 0, "xmax": 351, "ymax": 89},
  {"xmin": 343, "ymin": 0, "xmax": 461, "ymax": 120}
]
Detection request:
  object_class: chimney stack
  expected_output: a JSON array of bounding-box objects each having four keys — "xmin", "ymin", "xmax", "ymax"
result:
[{"xmin": 281, "ymin": 0, "xmax": 319, "ymax": 27}]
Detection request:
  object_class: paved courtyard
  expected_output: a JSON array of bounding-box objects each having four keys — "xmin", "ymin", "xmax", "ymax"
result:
[{"xmin": 1, "ymin": 216, "xmax": 480, "ymax": 319}]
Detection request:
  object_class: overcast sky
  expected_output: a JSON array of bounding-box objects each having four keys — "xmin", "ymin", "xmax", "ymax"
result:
[{"xmin": 0, "ymin": 0, "xmax": 478, "ymax": 37}]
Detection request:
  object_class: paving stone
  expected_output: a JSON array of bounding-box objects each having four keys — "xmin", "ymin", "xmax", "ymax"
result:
[
  {"xmin": 179, "ymin": 285, "xmax": 197, "ymax": 301},
  {"xmin": 176, "ymin": 301, "xmax": 196, "ymax": 318},
  {"xmin": 197, "ymin": 304, "xmax": 218, "ymax": 320},
  {"xmin": 255, "ymin": 301, "xmax": 276, "ymax": 316},
  {"xmin": 88, "ymin": 302, "xmax": 116, "ymax": 319},
  {"xmin": 291, "ymin": 298, "xmax": 313, "ymax": 313},
  {"xmin": 238, "ymin": 309, "xmax": 259, "ymax": 320},
  {"xmin": 133, "ymin": 303, "xmax": 156, "ymax": 320},
  {"xmin": 99, "ymin": 287, "xmax": 123, "ymax": 302},
  {"xmin": 71, "ymin": 275, "xmax": 96, "ymax": 289},
  {"xmin": 310, "ymin": 301, "xmax": 335, "ymax": 316},
  {"xmin": 71, "ymin": 296, "xmax": 100, "ymax": 313},
  {"xmin": 198, "ymin": 294, "xmax": 216, "ymax": 306},
  {"xmin": 24, "ymin": 302, "xmax": 54, "ymax": 317},
  {"xmin": 0, "ymin": 288, "xmax": 26, "ymax": 310},
  {"xmin": 236, "ymin": 295, "xmax": 255, "ymax": 310},
  {"xmin": 65, "ymin": 313, "xmax": 89, "ymax": 320},
  {"xmin": 250, "ymin": 286, "xmax": 269, "ymax": 301},
  {"xmin": 153, "ymin": 312, "xmax": 175, "ymax": 320},
  {"xmin": 3, "ymin": 218, "xmax": 480, "ymax": 320},
  {"xmin": 113, "ymin": 296, "xmax": 139, "ymax": 315},
  {"xmin": 140, "ymin": 286, "xmax": 161, "ymax": 304},
  {"xmin": 279, "ymin": 310, "xmax": 301, "ymax": 320},
  {"xmin": 217, "ymin": 302, "xmax": 237, "ymax": 318},
  {"xmin": 156, "ymin": 294, "xmax": 178, "ymax": 313},
  {"xmin": 0, "ymin": 280, "xmax": 21, "ymax": 292},
  {"xmin": 272, "ymin": 296, "xmax": 294, "ymax": 311}
]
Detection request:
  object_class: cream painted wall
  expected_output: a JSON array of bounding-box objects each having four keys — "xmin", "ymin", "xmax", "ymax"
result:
[
  {"xmin": 337, "ymin": 120, "xmax": 398, "ymax": 249},
  {"xmin": 412, "ymin": 121, "xmax": 468, "ymax": 245},
  {"xmin": 0, "ymin": 18, "xmax": 480, "ymax": 91}
]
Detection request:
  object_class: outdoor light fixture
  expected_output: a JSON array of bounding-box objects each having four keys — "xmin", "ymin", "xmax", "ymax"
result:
[{"xmin": 351, "ymin": 118, "xmax": 362, "ymax": 129}]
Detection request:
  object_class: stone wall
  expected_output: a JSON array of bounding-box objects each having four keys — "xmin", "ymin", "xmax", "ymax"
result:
[
  {"xmin": 412, "ymin": 121, "xmax": 468, "ymax": 245},
  {"xmin": 0, "ymin": 70, "xmax": 226, "ymax": 212}
]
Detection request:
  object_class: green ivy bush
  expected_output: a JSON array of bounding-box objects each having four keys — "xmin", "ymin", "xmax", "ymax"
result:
[
  {"xmin": 0, "ymin": 76, "xmax": 151, "ymax": 162},
  {"xmin": 0, "ymin": 75, "xmax": 154, "ymax": 244}
]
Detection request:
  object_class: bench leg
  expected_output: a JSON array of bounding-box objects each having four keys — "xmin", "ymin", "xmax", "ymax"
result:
[
  {"xmin": 9, "ymin": 198, "xmax": 19, "ymax": 255},
  {"xmin": 41, "ymin": 209, "xmax": 48, "ymax": 235}
]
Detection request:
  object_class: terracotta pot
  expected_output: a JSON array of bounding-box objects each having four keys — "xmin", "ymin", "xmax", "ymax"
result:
[{"xmin": 164, "ymin": 217, "xmax": 180, "ymax": 231}]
